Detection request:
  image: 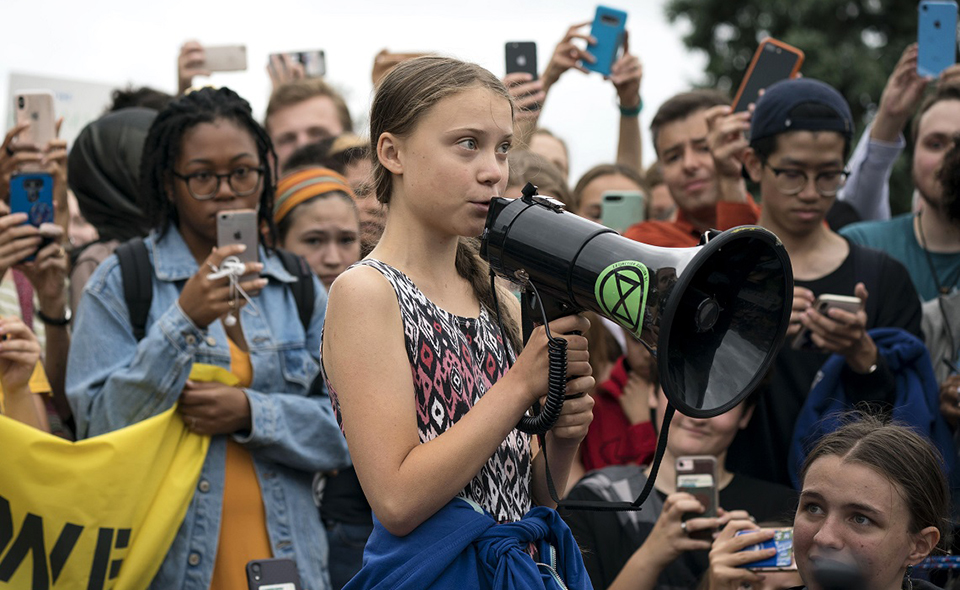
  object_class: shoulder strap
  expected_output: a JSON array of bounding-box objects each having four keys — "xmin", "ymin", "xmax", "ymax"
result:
[
  {"xmin": 116, "ymin": 237, "xmax": 153, "ymax": 341},
  {"xmin": 275, "ymin": 249, "xmax": 315, "ymax": 334}
]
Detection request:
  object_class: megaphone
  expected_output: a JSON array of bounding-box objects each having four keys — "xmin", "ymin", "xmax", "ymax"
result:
[{"xmin": 480, "ymin": 183, "xmax": 793, "ymax": 429}]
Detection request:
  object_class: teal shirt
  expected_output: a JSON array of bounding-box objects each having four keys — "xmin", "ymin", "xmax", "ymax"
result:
[{"xmin": 840, "ymin": 213, "xmax": 960, "ymax": 301}]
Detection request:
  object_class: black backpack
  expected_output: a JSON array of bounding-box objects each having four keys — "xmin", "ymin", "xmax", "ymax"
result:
[{"xmin": 115, "ymin": 237, "xmax": 315, "ymax": 341}]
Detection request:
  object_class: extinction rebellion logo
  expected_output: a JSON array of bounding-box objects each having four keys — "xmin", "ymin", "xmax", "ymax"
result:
[{"xmin": 594, "ymin": 261, "xmax": 649, "ymax": 336}]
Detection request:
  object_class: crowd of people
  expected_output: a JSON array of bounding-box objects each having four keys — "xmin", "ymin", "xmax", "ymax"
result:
[{"xmin": 3, "ymin": 18, "xmax": 960, "ymax": 590}]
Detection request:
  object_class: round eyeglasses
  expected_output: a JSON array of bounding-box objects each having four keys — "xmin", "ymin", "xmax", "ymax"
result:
[
  {"xmin": 172, "ymin": 166, "xmax": 265, "ymax": 200},
  {"xmin": 764, "ymin": 163, "xmax": 849, "ymax": 197}
]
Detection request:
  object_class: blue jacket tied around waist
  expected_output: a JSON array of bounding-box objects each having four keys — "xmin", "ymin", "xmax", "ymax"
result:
[{"xmin": 344, "ymin": 498, "xmax": 593, "ymax": 590}]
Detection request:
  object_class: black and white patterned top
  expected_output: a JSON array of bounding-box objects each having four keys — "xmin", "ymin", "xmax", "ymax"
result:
[{"xmin": 324, "ymin": 259, "xmax": 531, "ymax": 523}]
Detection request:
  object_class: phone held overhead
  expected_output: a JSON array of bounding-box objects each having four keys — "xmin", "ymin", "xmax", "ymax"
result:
[
  {"xmin": 202, "ymin": 45, "xmax": 248, "ymax": 72},
  {"xmin": 583, "ymin": 5, "xmax": 628, "ymax": 77},
  {"xmin": 731, "ymin": 39, "xmax": 805, "ymax": 114},
  {"xmin": 918, "ymin": 0, "xmax": 959, "ymax": 77}
]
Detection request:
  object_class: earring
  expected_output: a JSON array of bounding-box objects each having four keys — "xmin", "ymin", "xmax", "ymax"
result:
[{"xmin": 904, "ymin": 564, "xmax": 914, "ymax": 590}]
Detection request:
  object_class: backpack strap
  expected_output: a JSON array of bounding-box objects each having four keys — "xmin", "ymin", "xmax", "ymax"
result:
[
  {"xmin": 275, "ymin": 249, "xmax": 315, "ymax": 334},
  {"xmin": 116, "ymin": 237, "xmax": 153, "ymax": 341}
]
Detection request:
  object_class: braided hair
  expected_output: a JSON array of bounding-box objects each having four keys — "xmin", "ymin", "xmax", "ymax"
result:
[{"xmin": 139, "ymin": 86, "xmax": 278, "ymax": 244}]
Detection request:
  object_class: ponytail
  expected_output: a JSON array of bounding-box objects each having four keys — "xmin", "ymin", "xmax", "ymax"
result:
[{"xmin": 454, "ymin": 237, "xmax": 523, "ymax": 354}]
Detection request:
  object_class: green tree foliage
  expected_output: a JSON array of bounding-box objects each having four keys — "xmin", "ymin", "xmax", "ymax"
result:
[{"xmin": 665, "ymin": 0, "xmax": 918, "ymax": 213}]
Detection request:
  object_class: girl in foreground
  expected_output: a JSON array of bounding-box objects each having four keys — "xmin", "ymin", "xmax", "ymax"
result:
[
  {"xmin": 706, "ymin": 414, "xmax": 947, "ymax": 590},
  {"xmin": 321, "ymin": 56, "xmax": 596, "ymax": 587}
]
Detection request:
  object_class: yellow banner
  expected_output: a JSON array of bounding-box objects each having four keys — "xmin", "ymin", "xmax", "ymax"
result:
[{"xmin": 0, "ymin": 369, "xmax": 221, "ymax": 589}]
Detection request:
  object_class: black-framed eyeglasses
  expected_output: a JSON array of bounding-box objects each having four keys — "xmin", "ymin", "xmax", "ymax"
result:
[
  {"xmin": 764, "ymin": 163, "xmax": 849, "ymax": 197},
  {"xmin": 172, "ymin": 166, "xmax": 265, "ymax": 201}
]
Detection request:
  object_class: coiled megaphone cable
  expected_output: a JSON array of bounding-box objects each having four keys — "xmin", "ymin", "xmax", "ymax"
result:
[{"xmin": 490, "ymin": 272, "xmax": 568, "ymax": 435}]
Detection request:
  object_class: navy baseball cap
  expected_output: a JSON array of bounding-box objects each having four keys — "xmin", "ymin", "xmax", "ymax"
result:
[{"xmin": 749, "ymin": 78, "xmax": 853, "ymax": 143}]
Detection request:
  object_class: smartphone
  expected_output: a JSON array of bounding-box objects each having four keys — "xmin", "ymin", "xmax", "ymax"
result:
[
  {"xmin": 505, "ymin": 42, "xmax": 538, "ymax": 79},
  {"xmin": 217, "ymin": 209, "xmax": 260, "ymax": 280},
  {"xmin": 246, "ymin": 558, "xmax": 301, "ymax": 590},
  {"xmin": 204, "ymin": 44, "xmax": 248, "ymax": 72},
  {"xmin": 271, "ymin": 50, "xmax": 326, "ymax": 78},
  {"xmin": 791, "ymin": 294, "xmax": 864, "ymax": 351},
  {"xmin": 732, "ymin": 39, "xmax": 805, "ymax": 114},
  {"xmin": 9, "ymin": 172, "xmax": 54, "ymax": 261},
  {"xmin": 584, "ymin": 6, "xmax": 628, "ymax": 77},
  {"xmin": 676, "ymin": 455, "xmax": 718, "ymax": 542},
  {"xmin": 736, "ymin": 528, "xmax": 797, "ymax": 571},
  {"xmin": 601, "ymin": 190, "xmax": 646, "ymax": 232},
  {"xmin": 918, "ymin": 0, "xmax": 959, "ymax": 77},
  {"xmin": 14, "ymin": 90, "xmax": 56, "ymax": 172}
]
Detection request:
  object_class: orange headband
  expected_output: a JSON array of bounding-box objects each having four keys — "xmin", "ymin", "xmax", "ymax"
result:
[{"xmin": 274, "ymin": 167, "xmax": 356, "ymax": 225}]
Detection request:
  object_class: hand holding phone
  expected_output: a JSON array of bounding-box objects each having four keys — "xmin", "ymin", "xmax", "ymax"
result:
[
  {"xmin": 217, "ymin": 209, "xmax": 260, "ymax": 281},
  {"xmin": 677, "ymin": 455, "xmax": 718, "ymax": 541},
  {"xmin": 791, "ymin": 293, "xmax": 864, "ymax": 351},
  {"xmin": 918, "ymin": 0, "xmax": 959, "ymax": 77},
  {"xmin": 583, "ymin": 6, "xmax": 628, "ymax": 77},
  {"xmin": 736, "ymin": 527, "xmax": 797, "ymax": 571},
  {"xmin": 14, "ymin": 91, "xmax": 56, "ymax": 173},
  {"xmin": 731, "ymin": 39, "xmax": 805, "ymax": 114},
  {"xmin": 203, "ymin": 44, "xmax": 248, "ymax": 72},
  {"xmin": 268, "ymin": 50, "xmax": 326, "ymax": 87}
]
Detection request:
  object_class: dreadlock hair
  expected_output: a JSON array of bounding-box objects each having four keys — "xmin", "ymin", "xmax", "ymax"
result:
[
  {"xmin": 370, "ymin": 56, "xmax": 523, "ymax": 353},
  {"xmin": 139, "ymin": 86, "xmax": 278, "ymax": 245}
]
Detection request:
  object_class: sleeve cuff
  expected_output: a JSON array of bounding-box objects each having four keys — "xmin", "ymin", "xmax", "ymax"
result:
[
  {"xmin": 233, "ymin": 388, "xmax": 274, "ymax": 445},
  {"xmin": 157, "ymin": 301, "xmax": 207, "ymax": 354}
]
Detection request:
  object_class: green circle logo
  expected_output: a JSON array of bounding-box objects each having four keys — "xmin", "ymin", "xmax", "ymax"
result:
[{"xmin": 594, "ymin": 261, "xmax": 649, "ymax": 337}]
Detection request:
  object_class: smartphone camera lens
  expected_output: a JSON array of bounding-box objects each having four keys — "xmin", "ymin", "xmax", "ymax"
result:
[
  {"xmin": 935, "ymin": 20, "xmax": 942, "ymax": 28},
  {"xmin": 17, "ymin": 96, "xmax": 24, "ymax": 109},
  {"xmin": 252, "ymin": 563, "xmax": 261, "ymax": 581}
]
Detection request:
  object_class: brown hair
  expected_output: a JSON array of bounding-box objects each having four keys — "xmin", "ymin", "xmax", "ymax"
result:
[
  {"xmin": 650, "ymin": 89, "xmax": 729, "ymax": 157},
  {"xmin": 571, "ymin": 163, "xmax": 647, "ymax": 213},
  {"xmin": 265, "ymin": 78, "xmax": 353, "ymax": 135},
  {"xmin": 644, "ymin": 161, "xmax": 663, "ymax": 188},
  {"xmin": 911, "ymin": 83, "xmax": 960, "ymax": 147},
  {"xmin": 799, "ymin": 412, "xmax": 950, "ymax": 546},
  {"xmin": 507, "ymin": 149, "xmax": 571, "ymax": 205},
  {"xmin": 370, "ymin": 55, "xmax": 522, "ymax": 352}
]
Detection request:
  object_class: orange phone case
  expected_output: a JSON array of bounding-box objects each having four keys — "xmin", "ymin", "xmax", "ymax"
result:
[{"xmin": 731, "ymin": 38, "xmax": 805, "ymax": 112}]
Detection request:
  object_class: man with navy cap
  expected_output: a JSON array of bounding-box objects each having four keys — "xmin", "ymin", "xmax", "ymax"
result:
[{"xmin": 725, "ymin": 78, "xmax": 923, "ymax": 487}]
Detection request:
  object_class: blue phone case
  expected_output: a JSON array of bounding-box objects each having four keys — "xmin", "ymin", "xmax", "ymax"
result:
[
  {"xmin": 9, "ymin": 172, "xmax": 54, "ymax": 227},
  {"xmin": 585, "ymin": 5, "xmax": 628, "ymax": 77},
  {"xmin": 918, "ymin": 0, "xmax": 958, "ymax": 77}
]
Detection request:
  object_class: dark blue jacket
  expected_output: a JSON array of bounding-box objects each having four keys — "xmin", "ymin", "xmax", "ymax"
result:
[
  {"xmin": 344, "ymin": 498, "xmax": 593, "ymax": 590},
  {"xmin": 789, "ymin": 327, "xmax": 955, "ymax": 489}
]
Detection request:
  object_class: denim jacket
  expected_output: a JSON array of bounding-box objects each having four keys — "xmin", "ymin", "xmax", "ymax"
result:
[{"xmin": 66, "ymin": 225, "xmax": 351, "ymax": 590}]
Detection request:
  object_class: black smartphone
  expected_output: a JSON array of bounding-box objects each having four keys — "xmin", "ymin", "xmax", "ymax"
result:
[
  {"xmin": 246, "ymin": 558, "xmax": 301, "ymax": 590},
  {"xmin": 731, "ymin": 38, "xmax": 805, "ymax": 114},
  {"xmin": 505, "ymin": 42, "xmax": 538, "ymax": 79}
]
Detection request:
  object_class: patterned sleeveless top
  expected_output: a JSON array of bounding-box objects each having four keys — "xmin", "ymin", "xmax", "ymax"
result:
[{"xmin": 323, "ymin": 259, "xmax": 531, "ymax": 523}]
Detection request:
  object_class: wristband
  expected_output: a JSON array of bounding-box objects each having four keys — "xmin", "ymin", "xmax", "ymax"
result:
[
  {"xmin": 619, "ymin": 99, "xmax": 642, "ymax": 117},
  {"xmin": 37, "ymin": 306, "xmax": 72, "ymax": 326}
]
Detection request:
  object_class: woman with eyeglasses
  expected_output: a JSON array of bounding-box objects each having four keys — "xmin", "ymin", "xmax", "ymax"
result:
[{"xmin": 66, "ymin": 87, "xmax": 350, "ymax": 590}]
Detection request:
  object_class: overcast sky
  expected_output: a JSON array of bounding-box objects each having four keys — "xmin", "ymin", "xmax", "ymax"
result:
[{"xmin": 1, "ymin": 0, "xmax": 707, "ymax": 182}]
